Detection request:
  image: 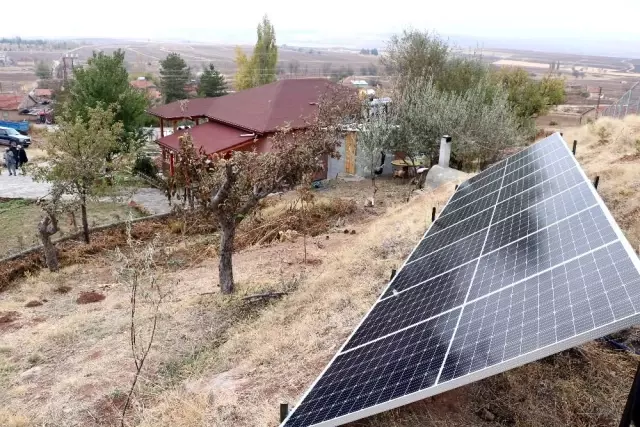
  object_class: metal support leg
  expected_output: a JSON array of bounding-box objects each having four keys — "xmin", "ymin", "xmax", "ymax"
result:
[{"xmin": 619, "ymin": 362, "xmax": 640, "ymax": 427}]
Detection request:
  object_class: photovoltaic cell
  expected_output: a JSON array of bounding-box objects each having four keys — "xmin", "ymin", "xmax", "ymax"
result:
[
  {"xmin": 440, "ymin": 242, "xmax": 640, "ymax": 383},
  {"xmin": 284, "ymin": 309, "xmax": 461, "ymax": 427},
  {"xmin": 469, "ymin": 206, "xmax": 618, "ymax": 301},
  {"xmin": 281, "ymin": 133, "xmax": 640, "ymax": 427},
  {"xmin": 392, "ymin": 230, "xmax": 485, "ymax": 293},
  {"xmin": 437, "ymin": 189, "xmax": 499, "ymax": 222},
  {"xmin": 411, "ymin": 208, "xmax": 494, "ymax": 260},
  {"xmin": 345, "ymin": 262, "xmax": 476, "ymax": 351}
]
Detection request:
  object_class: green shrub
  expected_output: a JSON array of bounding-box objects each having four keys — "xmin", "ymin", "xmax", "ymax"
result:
[{"xmin": 132, "ymin": 156, "xmax": 158, "ymax": 177}]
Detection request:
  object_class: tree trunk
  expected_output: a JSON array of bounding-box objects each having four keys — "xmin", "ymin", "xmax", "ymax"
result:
[
  {"xmin": 38, "ymin": 216, "xmax": 59, "ymax": 272},
  {"xmin": 80, "ymin": 196, "xmax": 90, "ymax": 244},
  {"xmin": 218, "ymin": 220, "xmax": 235, "ymax": 294}
]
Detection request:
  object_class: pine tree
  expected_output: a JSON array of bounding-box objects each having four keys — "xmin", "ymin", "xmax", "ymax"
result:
[
  {"xmin": 66, "ymin": 50, "xmax": 147, "ymax": 153},
  {"xmin": 198, "ymin": 63, "xmax": 227, "ymax": 97},
  {"xmin": 160, "ymin": 53, "xmax": 190, "ymax": 103}
]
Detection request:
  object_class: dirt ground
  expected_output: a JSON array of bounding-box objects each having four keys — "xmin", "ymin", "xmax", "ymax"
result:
[{"xmin": 0, "ymin": 122, "xmax": 639, "ymax": 427}]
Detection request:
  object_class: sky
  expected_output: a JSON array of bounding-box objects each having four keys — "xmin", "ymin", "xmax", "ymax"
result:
[{"xmin": 3, "ymin": 0, "xmax": 640, "ymax": 56}]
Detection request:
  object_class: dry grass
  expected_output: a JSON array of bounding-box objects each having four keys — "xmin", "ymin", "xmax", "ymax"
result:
[
  {"xmin": 0, "ymin": 199, "xmax": 146, "ymax": 259},
  {"xmin": 0, "ymin": 179, "xmax": 450, "ymax": 427},
  {"xmin": 564, "ymin": 115, "xmax": 640, "ymax": 250},
  {"xmin": 0, "ymin": 123, "xmax": 639, "ymax": 427}
]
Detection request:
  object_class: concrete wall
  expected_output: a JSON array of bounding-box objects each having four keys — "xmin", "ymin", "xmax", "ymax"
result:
[
  {"xmin": 327, "ymin": 134, "xmax": 394, "ymax": 179},
  {"xmin": 327, "ymin": 136, "xmax": 346, "ymax": 179},
  {"xmin": 0, "ymin": 110, "xmax": 29, "ymax": 122}
]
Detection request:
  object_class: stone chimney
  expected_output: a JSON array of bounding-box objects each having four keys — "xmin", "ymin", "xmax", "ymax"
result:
[{"xmin": 439, "ymin": 135, "xmax": 452, "ymax": 168}]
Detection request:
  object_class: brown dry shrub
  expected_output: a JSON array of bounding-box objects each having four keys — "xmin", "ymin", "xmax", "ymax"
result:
[
  {"xmin": 237, "ymin": 198, "xmax": 357, "ymax": 247},
  {"xmin": 53, "ymin": 284, "xmax": 72, "ymax": 294},
  {"xmin": 0, "ymin": 217, "xmax": 170, "ymax": 293},
  {"xmin": 24, "ymin": 300, "xmax": 43, "ymax": 308},
  {"xmin": 0, "ymin": 311, "xmax": 19, "ymax": 324},
  {"xmin": 76, "ymin": 291, "xmax": 106, "ymax": 304}
]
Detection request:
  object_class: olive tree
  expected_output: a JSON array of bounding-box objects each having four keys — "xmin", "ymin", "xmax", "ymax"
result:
[
  {"xmin": 357, "ymin": 106, "xmax": 396, "ymax": 204},
  {"xmin": 34, "ymin": 106, "xmax": 125, "ymax": 244},
  {"xmin": 395, "ymin": 77, "xmax": 525, "ymax": 170},
  {"xmin": 36, "ymin": 184, "xmax": 75, "ymax": 271}
]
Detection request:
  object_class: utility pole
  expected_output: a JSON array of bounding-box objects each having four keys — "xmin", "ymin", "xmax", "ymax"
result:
[
  {"xmin": 595, "ymin": 87, "xmax": 603, "ymax": 119},
  {"xmin": 62, "ymin": 55, "xmax": 68, "ymax": 86}
]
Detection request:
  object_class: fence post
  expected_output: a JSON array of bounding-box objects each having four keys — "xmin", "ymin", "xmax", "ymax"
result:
[{"xmin": 280, "ymin": 403, "xmax": 289, "ymax": 422}]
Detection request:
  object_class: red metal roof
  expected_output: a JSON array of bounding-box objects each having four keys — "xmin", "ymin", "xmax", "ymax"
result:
[
  {"xmin": 148, "ymin": 78, "xmax": 338, "ymax": 133},
  {"xmin": 0, "ymin": 94, "xmax": 23, "ymax": 110},
  {"xmin": 156, "ymin": 121, "xmax": 255, "ymax": 153},
  {"xmin": 130, "ymin": 80, "xmax": 156, "ymax": 90}
]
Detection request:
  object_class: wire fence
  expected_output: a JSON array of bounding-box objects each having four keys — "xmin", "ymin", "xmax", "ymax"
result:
[{"xmin": 601, "ymin": 82, "xmax": 640, "ymax": 119}]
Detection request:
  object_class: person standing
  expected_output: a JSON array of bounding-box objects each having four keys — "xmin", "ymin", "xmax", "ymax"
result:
[
  {"xmin": 9, "ymin": 142, "xmax": 19, "ymax": 170},
  {"xmin": 17, "ymin": 145, "xmax": 28, "ymax": 175},
  {"xmin": 4, "ymin": 148, "xmax": 16, "ymax": 176}
]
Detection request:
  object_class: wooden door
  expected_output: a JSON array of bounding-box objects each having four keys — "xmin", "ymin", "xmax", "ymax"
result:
[{"xmin": 345, "ymin": 132, "xmax": 356, "ymax": 175}]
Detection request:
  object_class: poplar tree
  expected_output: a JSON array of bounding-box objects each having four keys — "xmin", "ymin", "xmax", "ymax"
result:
[{"xmin": 234, "ymin": 15, "xmax": 278, "ymax": 90}]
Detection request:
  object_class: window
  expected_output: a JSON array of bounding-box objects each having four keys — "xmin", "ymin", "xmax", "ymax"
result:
[{"xmin": 0, "ymin": 130, "xmax": 6, "ymax": 136}]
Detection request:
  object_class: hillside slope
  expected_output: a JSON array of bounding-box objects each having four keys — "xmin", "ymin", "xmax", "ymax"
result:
[{"xmin": 0, "ymin": 120, "xmax": 639, "ymax": 427}]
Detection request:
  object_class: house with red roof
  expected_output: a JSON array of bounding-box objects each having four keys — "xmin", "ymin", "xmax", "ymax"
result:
[
  {"xmin": 0, "ymin": 94, "xmax": 37, "ymax": 122},
  {"xmin": 130, "ymin": 77, "xmax": 162, "ymax": 103},
  {"xmin": 147, "ymin": 78, "xmax": 343, "ymax": 177}
]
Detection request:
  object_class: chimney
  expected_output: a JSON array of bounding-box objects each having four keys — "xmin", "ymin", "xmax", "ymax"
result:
[{"xmin": 439, "ymin": 135, "xmax": 452, "ymax": 168}]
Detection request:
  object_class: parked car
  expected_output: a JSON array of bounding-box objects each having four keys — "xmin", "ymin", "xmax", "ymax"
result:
[{"xmin": 0, "ymin": 126, "xmax": 31, "ymax": 147}]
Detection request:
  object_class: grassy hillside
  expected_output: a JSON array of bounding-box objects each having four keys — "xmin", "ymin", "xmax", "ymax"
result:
[{"xmin": 0, "ymin": 120, "xmax": 639, "ymax": 427}]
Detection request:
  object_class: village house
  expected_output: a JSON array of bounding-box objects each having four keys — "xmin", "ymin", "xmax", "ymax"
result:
[
  {"xmin": 0, "ymin": 93, "xmax": 37, "ymax": 122},
  {"xmin": 33, "ymin": 88, "xmax": 53, "ymax": 100},
  {"xmin": 148, "ymin": 78, "xmax": 346, "ymax": 177},
  {"xmin": 130, "ymin": 77, "xmax": 162, "ymax": 103}
]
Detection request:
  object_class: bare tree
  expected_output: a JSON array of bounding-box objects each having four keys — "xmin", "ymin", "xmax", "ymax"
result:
[
  {"xmin": 169, "ymin": 86, "xmax": 359, "ymax": 293},
  {"xmin": 114, "ymin": 226, "xmax": 172, "ymax": 426},
  {"xmin": 288, "ymin": 59, "xmax": 301, "ymax": 76}
]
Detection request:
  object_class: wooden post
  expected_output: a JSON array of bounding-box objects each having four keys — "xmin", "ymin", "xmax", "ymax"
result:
[
  {"xmin": 173, "ymin": 120, "xmax": 177, "ymax": 132},
  {"xmin": 160, "ymin": 118, "xmax": 164, "ymax": 138},
  {"xmin": 169, "ymin": 152, "xmax": 175, "ymax": 176},
  {"xmin": 195, "ymin": 117, "xmax": 200, "ymax": 126},
  {"xmin": 280, "ymin": 404, "xmax": 289, "ymax": 422}
]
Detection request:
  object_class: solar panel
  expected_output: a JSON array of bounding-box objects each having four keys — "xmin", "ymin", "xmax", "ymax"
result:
[{"xmin": 281, "ymin": 133, "xmax": 640, "ymax": 427}]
